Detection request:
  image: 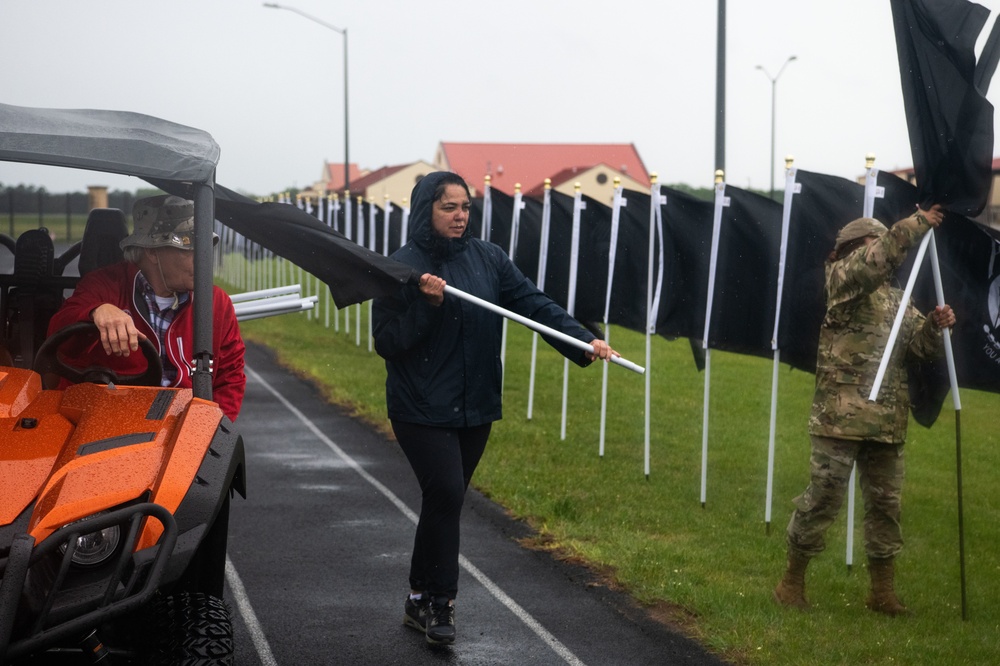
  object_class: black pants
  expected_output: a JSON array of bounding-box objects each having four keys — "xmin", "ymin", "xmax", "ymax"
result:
[{"xmin": 391, "ymin": 420, "xmax": 492, "ymax": 601}]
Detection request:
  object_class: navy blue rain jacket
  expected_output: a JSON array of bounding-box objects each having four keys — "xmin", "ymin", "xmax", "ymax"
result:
[{"xmin": 372, "ymin": 172, "xmax": 596, "ymax": 428}]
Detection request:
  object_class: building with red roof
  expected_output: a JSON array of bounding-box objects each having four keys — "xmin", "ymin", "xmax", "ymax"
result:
[{"xmin": 434, "ymin": 142, "xmax": 651, "ymax": 202}]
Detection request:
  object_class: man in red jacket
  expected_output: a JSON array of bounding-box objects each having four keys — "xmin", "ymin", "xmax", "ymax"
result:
[{"xmin": 47, "ymin": 194, "xmax": 246, "ymax": 421}]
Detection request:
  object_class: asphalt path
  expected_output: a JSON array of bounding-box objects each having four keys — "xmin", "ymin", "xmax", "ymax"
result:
[{"xmin": 224, "ymin": 342, "xmax": 729, "ymax": 666}]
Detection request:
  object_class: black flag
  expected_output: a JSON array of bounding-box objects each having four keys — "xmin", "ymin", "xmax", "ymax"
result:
[
  {"xmin": 152, "ymin": 181, "xmax": 420, "ymax": 308},
  {"xmin": 891, "ymin": 0, "xmax": 995, "ymax": 216},
  {"xmin": 705, "ymin": 186, "xmax": 784, "ymax": 358}
]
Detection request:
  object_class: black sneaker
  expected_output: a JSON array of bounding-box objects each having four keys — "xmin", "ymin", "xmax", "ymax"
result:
[
  {"xmin": 426, "ymin": 598, "xmax": 455, "ymax": 645},
  {"xmin": 403, "ymin": 595, "xmax": 429, "ymax": 633}
]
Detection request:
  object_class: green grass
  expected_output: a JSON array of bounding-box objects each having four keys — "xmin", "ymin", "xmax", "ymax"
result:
[
  {"xmin": 1, "ymin": 214, "xmax": 90, "ymax": 242},
  {"xmin": 232, "ymin": 273, "xmax": 1000, "ymax": 666}
]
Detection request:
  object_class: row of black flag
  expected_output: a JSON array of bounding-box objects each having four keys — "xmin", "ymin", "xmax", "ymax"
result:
[{"xmin": 204, "ymin": 168, "xmax": 1000, "ymax": 429}]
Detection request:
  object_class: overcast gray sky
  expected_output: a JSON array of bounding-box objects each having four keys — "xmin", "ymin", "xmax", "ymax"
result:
[{"xmin": 2, "ymin": 0, "xmax": 999, "ymax": 196}]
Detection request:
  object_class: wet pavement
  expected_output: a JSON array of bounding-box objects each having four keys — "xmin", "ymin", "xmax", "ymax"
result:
[{"xmin": 225, "ymin": 342, "xmax": 730, "ymax": 665}]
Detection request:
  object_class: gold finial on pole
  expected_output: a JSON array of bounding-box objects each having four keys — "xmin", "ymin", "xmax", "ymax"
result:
[
  {"xmin": 332, "ymin": 192, "xmax": 339, "ymax": 202},
  {"xmin": 402, "ymin": 197, "xmax": 409, "ymax": 207},
  {"xmin": 650, "ymin": 172, "xmax": 658, "ymax": 185},
  {"xmin": 574, "ymin": 182, "xmax": 581, "ymax": 192},
  {"xmin": 485, "ymin": 174, "xmax": 491, "ymax": 186},
  {"xmin": 514, "ymin": 183, "xmax": 521, "ymax": 193},
  {"xmin": 714, "ymin": 170, "xmax": 724, "ymax": 184},
  {"xmin": 357, "ymin": 195, "xmax": 363, "ymax": 205},
  {"xmin": 613, "ymin": 176, "xmax": 621, "ymax": 187},
  {"xmin": 344, "ymin": 189, "xmax": 351, "ymax": 200},
  {"xmin": 544, "ymin": 178, "xmax": 552, "ymax": 190},
  {"xmin": 865, "ymin": 152, "xmax": 876, "ymax": 169},
  {"xmin": 785, "ymin": 155, "xmax": 795, "ymax": 169}
]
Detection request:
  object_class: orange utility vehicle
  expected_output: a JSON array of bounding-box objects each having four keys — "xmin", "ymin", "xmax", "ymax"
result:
[{"xmin": 0, "ymin": 103, "xmax": 245, "ymax": 664}]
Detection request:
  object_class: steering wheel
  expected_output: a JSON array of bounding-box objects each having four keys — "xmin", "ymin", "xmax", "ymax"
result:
[{"xmin": 33, "ymin": 321, "xmax": 164, "ymax": 387}]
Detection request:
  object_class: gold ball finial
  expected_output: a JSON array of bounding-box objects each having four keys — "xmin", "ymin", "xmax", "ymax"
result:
[
  {"xmin": 574, "ymin": 182, "xmax": 581, "ymax": 192},
  {"xmin": 332, "ymin": 192, "xmax": 339, "ymax": 201},
  {"xmin": 514, "ymin": 183, "xmax": 521, "ymax": 193},
  {"xmin": 650, "ymin": 172, "xmax": 658, "ymax": 185},
  {"xmin": 784, "ymin": 155, "xmax": 795, "ymax": 168},
  {"xmin": 865, "ymin": 152, "xmax": 876, "ymax": 168},
  {"xmin": 345, "ymin": 189, "xmax": 351, "ymax": 198},
  {"xmin": 402, "ymin": 197, "xmax": 409, "ymax": 206},
  {"xmin": 485, "ymin": 174, "xmax": 491, "ymax": 184},
  {"xmin": 613, "ymin": 176, "xmax": 621, "ymax": 186},
  {"xmin": 544, "ymin": 178, "xmax": 552, "ymax": 190},
  {"xmin": 714, "ymin": 169, "xmax": 724, "ymax": 184},
  {"xmin": 357, "ymin": 195, "xmax": 363, "ymax": 204}
]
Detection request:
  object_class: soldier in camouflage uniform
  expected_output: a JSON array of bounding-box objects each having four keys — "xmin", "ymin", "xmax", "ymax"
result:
[{"xmin": 774, "ymin": 204, "xmax": 956, "ymax": 615}]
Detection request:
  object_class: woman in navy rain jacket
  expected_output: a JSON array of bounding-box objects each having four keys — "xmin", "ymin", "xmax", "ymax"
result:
[{"xmin": 373, "ymin": 171, "xmax": 615, "ymax": 646}]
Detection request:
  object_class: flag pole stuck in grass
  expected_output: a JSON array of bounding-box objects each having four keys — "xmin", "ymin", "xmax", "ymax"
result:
[{"xmin": 443, "ymin": 285, "xmax": 645, "ymax": 375}]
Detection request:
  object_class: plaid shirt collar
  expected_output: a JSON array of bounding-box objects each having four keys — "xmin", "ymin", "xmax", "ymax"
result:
[{"xmin": 137, "ymin": 272, "xmax": 189, "ymax": 384}]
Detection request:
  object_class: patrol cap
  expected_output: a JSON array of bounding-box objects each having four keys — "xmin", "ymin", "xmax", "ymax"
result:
[
  {"xmin": 834, "ymin": 217, "xmax": 887, "ymax": 252},
  {"xmin": 121, "ymin": 195, "xmax": 217, "ymax": 250}
]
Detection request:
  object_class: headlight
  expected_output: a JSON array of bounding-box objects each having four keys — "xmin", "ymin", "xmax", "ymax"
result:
[{"xmin": 59, "ymin": 524, "xmax": 121, "ymax": 567}]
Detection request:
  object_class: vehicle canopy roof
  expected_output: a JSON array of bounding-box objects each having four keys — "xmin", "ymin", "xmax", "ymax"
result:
[{"xmin": 0, "ymin": 102, "xmax": 219, "ymax": 184}]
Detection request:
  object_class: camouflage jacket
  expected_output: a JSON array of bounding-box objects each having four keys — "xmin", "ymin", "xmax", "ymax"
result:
[{"xmin": 808, "ymin": 213, "xmax": 943, "ymax": 444}]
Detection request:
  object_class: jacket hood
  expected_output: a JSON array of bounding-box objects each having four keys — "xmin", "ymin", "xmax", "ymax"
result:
[{"xmin": 407, "ymin": 171, "xmax": 471, "ymax": 262}]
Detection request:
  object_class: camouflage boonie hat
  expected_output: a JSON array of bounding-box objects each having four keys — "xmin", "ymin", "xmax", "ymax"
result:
[
  {"xmin": 121, "ymin": 195, "xmax": 217, "ymax": 250},
  {"xmin": 834, "ymin": 217, "xmax": 887, "ymax": 251}
]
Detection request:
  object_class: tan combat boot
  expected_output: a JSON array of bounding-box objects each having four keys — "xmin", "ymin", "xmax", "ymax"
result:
[
  {"xmin": 773, "ymin": 551, "xmax": 810, "ymax": 610},
  {"xmin": 866, "ymin": 556, "xmax": 910, "ymax": 616}
]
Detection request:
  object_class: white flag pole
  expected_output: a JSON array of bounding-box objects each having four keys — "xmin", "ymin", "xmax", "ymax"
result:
[
  {"xmin": 928, "ymin": 233, "xmax": 961, "ymax": 411},
  {"xmin": 600, "ymin": 180, "xmax": 626, "ymax": 457},
  {"xmin": 868, "ymin": 233, "xmax": 932, "ymax": 401},
  {"xmin": 842, "ymin": 156, "xmax": 886, "ymax": 568},
  {"xmin": 644, "ymin": 175, "xmax": 664, "ymax": 479},
  {"xmin": 528, "ymin": 180, "xmax": 553, "ymax": 420},
  {"xmin": 482, "ymin": 175, "xmax": 493, "ymax": 242},
  {"xmin": 383, "ymin": 194, "xmax": 392, "ymax": 257},
  {"xmin": 560, "ymin": 183, "xmax": 585, "ymax": 440},
  {"xmin": 500, "ymin": 184, "xmax": 525, "ymax": 394},
  {"xmin": 400, "ymin": 198, "xmax": 410, "ymax": 248},
  {"xmin": 301, "ymin": 196, "xmax": 312, "ymax": 321},
  {"xmin": 355, "ymin": 195, "xmax": 364, "ymax": 347},
  {"xmin": 765, "ymin": 158, "xmax": 800, "ymax": 533},
  {"xmin": 311, "ymin": 199, "xmax": 321, "ymax": 323},
  {"xmin": 700, "ymin": 172, "xmax": 728, "ymax": 506},
  {"xmin": 327, "ymin": 195, "xmax": 337, "ymax": 330},
  {"xmin": 929, "ymin": 229, "xmax": 968, "ymax": 619},
  {"xmin": 342, "ymin": 193, "xmax": 352, "ymax": 335},
  {"xmin": 294, "ymin": 195, "xmax": 305, "ymax": 303},
  {"xmin": 444, "ymin": 285, "xmax": 643, "ymax": 374},
  {"xmin": 368, "ymin": 196, "xmax": 378, "ymax": 352}
]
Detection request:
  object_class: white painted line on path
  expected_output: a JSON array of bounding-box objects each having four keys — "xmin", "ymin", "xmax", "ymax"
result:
[
  {"xmin": 226, "ymin": 555, "xmax": 278, "ymax": 666},
  {"xmin": 245, "ymin": 364, "xmax": 587, "ymax": 666}
]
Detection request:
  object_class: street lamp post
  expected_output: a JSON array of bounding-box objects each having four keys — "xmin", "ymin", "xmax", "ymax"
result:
[
  {"xmin": 264, "ymin": 3, "xmax": 349, "ymax": 194},
  {"xmin": 755, "ymin": 55, "xmax": 796, "ymax": 200}
]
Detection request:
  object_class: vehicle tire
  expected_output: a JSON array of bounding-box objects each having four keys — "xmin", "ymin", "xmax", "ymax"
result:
[{"xmin": 143, "ymin": 592, "xmax": 234, "ymax": 665}]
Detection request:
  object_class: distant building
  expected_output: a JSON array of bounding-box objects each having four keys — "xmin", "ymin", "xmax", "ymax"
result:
[
  {"xmin": 434, "ymin": 142, "xmax": 651, "ymax": 202},
  {"xmin": 340, "ymin": 161, "xmax": 437, "ymax": 207},
  {"xmin": 883, "ymin": 158, "xmax": 1000, "ymax": 231},
  {"xmin": 523, "ymin": 163, "xmax": 650, "ymax": 205},
  {"xmin": 318, "ymin": 161, "xmax": 368, "ymax": 195}
]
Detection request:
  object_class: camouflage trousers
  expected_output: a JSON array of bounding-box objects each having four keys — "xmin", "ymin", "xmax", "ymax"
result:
[{"xmin": 786, "ymin": 435, "xmax": 905, "ymax": 560}]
